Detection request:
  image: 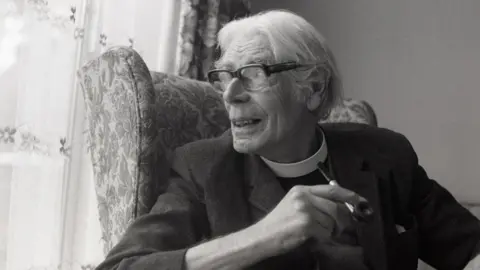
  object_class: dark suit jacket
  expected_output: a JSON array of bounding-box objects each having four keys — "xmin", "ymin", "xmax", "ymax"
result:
[{"xmin": 96, "ymin": 123, "xmax": 480, "ymax": 270}]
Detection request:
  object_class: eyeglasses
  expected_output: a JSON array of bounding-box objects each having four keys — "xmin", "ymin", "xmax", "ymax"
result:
[{"xmin": 207, "ymin": 61, "xmax": 322, "ymax": 92}]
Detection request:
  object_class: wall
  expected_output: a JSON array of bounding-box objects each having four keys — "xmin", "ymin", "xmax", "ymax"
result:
[{"xmin": 251, "ymin": 0, "xmax": 480, "ymax": 202}]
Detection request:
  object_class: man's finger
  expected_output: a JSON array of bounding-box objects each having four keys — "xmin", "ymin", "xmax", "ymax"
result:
[
  {"xmin": 307, "ymin": 185, "xmax": 368, "ymax": 208},
  {"xmin": 308, "ymin": 198, "xmax": 337, "ymax": 231},
  {"xmin": 306, "ymin": 192, "xmax": 355, "ymax": 236},
  {"xmin": 305, "ymin": 192, "xmax": 342, "ymax": 222}
]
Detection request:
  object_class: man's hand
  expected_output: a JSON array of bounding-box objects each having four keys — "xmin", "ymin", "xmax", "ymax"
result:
[
  {"xmin": 252, "ymin": 184, "xmax": 368, "ymax": 255},
  {"xmin": 184, "ymin": 184, "xmax": 369, "ymax": 270}
]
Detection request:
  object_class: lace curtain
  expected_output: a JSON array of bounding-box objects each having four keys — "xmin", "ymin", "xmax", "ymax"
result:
[{"xmin": 0, "ymin": 0, "xmax": 182, "ymax": 269}]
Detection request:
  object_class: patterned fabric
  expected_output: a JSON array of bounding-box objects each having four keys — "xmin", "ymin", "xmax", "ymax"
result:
[
  {"xmin": 321, "ymin": 98, "xmax": 378, "ymax": 126},
  {"xmin": 149, "ymin": 73, "xmax": 229, "ymax": 150},
  {"xmin": 78, "ymin": 46, "xmax": 229, "ymax": 254},
  {"xmin": 0, "ymin": 125, "xmax": 71, "ymax": 157},
  {"xmin": 78, "ymin": 46, "xmax": 160, "ymax": 254},
  {"xmin": 176, "ymin": 0, "xmax": 250, "ymax": 80}
]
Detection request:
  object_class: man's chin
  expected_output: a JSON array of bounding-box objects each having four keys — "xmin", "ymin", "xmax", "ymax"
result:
[{"xmin": 232, "ymin": 137, "xmax": 260, "ymax": 154}]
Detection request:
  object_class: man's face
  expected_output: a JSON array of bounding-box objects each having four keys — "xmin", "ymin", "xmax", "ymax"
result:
[{"xmin": 219, "ymin": 32, "xmax": 309, "ymax": 158}]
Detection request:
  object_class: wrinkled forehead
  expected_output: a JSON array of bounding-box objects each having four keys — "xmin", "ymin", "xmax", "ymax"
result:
[{"xmin": 216, "ymin": 31, "xmax": 274, "ymax": 70}]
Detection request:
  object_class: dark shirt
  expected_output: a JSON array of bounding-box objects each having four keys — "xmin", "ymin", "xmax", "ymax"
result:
[{"xmin": 277, "ymin": 169, "xmax": 329, "ymax": 192}]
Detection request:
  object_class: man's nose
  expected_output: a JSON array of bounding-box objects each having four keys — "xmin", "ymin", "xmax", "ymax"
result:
[{"xmin": 223, "ymin": 78, "xmax": 250, "ymax": 104}]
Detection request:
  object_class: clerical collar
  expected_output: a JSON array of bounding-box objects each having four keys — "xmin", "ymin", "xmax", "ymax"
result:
[{"xmin": 260, "ymin": 127, "xmax": 328, "ymax": 178}]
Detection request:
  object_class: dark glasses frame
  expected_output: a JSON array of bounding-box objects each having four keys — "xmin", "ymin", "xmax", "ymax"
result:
[{"xmin": 207, "ymin": 61, "xmax": 322, "ymax": 85}]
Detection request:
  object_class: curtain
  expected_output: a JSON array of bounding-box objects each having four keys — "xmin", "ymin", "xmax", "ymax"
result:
[
  {"xmin": 0, "ymin": 0, "xmax": 182, "ymax": 269},
  {"xmin": 1, "ymin": 1, "xmax": 90, "ymax": 269},
  {"xmin": 0, "ymin": 0, "xmax": 250, "ymax": 268},
  {"xmin": 175, "ymin": 0, "xmax": 251, "ymax": 80}
]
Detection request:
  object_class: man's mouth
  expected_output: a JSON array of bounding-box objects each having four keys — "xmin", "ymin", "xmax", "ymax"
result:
[{"xmin": 232, "ymin": 119, "xmax": 262, "ymax": 128}]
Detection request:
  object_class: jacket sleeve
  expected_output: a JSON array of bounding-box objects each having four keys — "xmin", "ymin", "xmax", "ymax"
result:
[
  {"xmin": 95, "ymin": 150, "xmax": 210, "ymax": 270},
  {"xmin": 403, "ymin": 137, "xmax": 480, "ymax": 270}
]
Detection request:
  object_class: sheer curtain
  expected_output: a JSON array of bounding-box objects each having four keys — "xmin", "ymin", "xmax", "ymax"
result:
[{"xmin": 0, "ymin": 0, "xmax": 181, "ymax": 269}]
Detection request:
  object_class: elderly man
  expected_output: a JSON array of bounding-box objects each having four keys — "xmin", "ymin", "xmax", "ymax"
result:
[{"xmin": 96, "ymin": 10, "xmax": 480, "ymax": 270}]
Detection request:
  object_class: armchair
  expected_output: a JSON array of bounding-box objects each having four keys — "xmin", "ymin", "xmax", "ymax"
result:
[{"xmin": 78, "ymin": 47, "xmax": 229, "ymax": 254}]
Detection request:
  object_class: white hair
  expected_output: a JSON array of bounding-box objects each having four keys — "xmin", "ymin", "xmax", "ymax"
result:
[{"xmin": 217, "ymin": 9, "xmax": 343, "ymax": 119}]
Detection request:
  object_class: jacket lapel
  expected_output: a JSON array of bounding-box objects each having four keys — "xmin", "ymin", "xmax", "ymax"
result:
[
  {"xmin": 204, "ymin": 135, "xmax": 253, "ymax": 236},
  {"xmin": 245, "ymin": 153, "xmax": 286, "ymax": 216},
  {"xmin": 206, "ymin": 149, "xmax": 286, "ymax": 236},
  {"xmin": 323, "ymin": 125, "xmax": 388, "ymax": 270}
]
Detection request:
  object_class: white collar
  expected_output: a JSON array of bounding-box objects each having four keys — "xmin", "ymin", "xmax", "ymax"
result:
[{"xmin": 260, "ymin": 127, "xmax": 327, "ymax": 178}]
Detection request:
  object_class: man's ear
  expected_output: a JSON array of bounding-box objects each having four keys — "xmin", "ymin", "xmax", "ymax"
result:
[
  {"xmin": 306, "ymin": 66, "xmax": 330, "ymax": 112},
  {"xmin": 306, "ymin": 88, "xmax": 323, "ymax": 112}
]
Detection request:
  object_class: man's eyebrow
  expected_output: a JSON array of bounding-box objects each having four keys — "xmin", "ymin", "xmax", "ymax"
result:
[
  {"xmin": 214, "ymin": 57, "xmax": 270, "ymax": 70},
  {"xmin": 214, "ymin": 61, "xmax": 233, "ymax": 70},
  {"xmin": 245, "ymin": 59, "xmax": 264, "ymax": 65},
  {"xmin": 251, "ymin": 56, "xmax": 278, "ymax": 66}
]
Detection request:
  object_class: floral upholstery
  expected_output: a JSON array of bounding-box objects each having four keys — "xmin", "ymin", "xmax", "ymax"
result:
[
  {"xmin": 78, "ymin": 46, "xmax": 229, "ymax": 255},
  {"xmin": 78, "ymin": 47, "xmax": 479, "ymax": 260},
  {"xmin": 322, "ymin": 98, "xmax": 378, "ymax": 126},
  {"xmin": 78, "ymin": 47, "xmax": 159, "ymax": 255}
]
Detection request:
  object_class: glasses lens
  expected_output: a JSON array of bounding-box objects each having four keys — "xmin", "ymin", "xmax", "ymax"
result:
[
  {"xmin": 208, "ymin": 71, "xmax": 232, "ymax": 92},
  {"xmin": 240, "ymin": 66, "xmax": 268, "ymax": 91}
]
